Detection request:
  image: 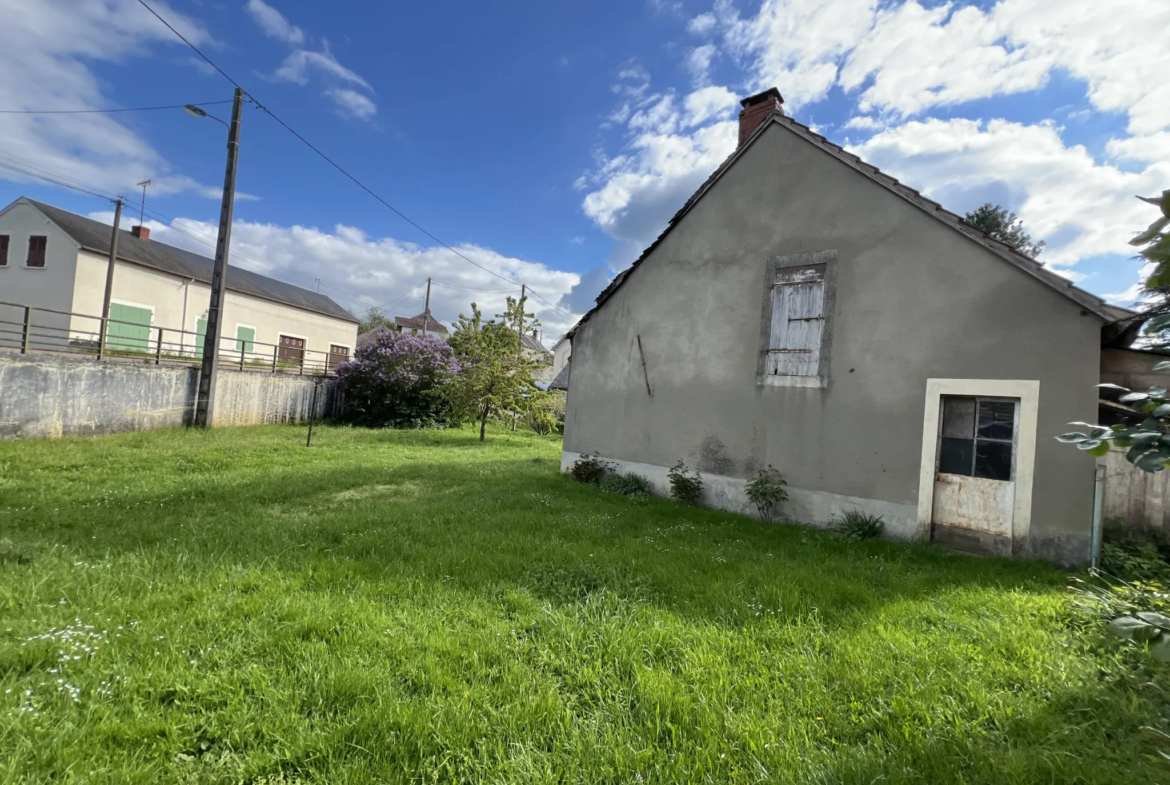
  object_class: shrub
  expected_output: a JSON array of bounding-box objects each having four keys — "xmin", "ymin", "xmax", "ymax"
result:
[
  {"xmin": 600, "ymin": 472, "xmax": 653, "ymax": 497},
  {"xmin": 834, "ymin": 511, "xmax": 885, "ymax": 540},
  {"xmin": 745, "ymin": 465, "xmax": 788, "ymax": 522},
  {"xmin": 569, "ymin": 453, "xmax": 614, "ymax": 484},
  {"xmin": 526, "ymin": 392, "xmax": 564, "ymax": 436},
  {"xmin": 333, "ymin": 331, "xmax": 459, "ymax": 428},
  {"xmin": 667, "ymin": 460, "xmax": 703, "ymax": 505}
]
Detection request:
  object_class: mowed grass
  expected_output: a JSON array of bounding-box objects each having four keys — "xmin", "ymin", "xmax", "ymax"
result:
[{"xmin": 0, "ymin": 425, "xmax": 1164, "ymax": 784}]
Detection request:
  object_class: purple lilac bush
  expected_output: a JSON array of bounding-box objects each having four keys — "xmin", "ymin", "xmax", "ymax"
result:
[{"xmin": 333, "ymin": 331, "xmax": 460, "ymax": 428}]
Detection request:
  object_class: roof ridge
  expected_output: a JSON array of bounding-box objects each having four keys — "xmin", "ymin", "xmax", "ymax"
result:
[{"xmin": 571, "ymin": 112, "xmax": 1131, "ymax": 337}]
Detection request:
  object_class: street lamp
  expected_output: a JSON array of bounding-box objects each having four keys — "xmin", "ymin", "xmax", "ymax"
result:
[{"xmin": 184, "ymin": 104, "xmax": 228, "ymax": 127}]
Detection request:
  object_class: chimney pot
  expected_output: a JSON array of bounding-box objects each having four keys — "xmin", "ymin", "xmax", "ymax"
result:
[
  {"xmin": 737, "ymin": 87, "xmax": 784, "ymax": 147},
  {"xmin": 131, "ymin": 225, "xmax": 150, "ymax": 241}
]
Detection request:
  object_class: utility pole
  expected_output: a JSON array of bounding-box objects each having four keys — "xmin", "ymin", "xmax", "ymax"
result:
[
  {"xmin": 194, "ymin": 87, "xmax": 244, "ymax": 429},
  {"xmin": 97, "ymin": 199, "xmax": 123, "ymax": 360},
  {"xmin": 422, "ymin": 277, "xmax": 431, "ymax": 337},
  {"xmin": 512, "ymin": 283, "xmax": 525, "ymax": 431}
]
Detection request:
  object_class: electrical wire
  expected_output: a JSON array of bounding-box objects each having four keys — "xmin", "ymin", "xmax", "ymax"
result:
[
  {"xmin": 0, "ymin": 100, "xmax": 233, "ymax": 115},
  {"xmin": 134, "ymin": 0, "xmax": 577, "ymax": 304},
  {"xmin": 430, "ymin": 279, "xmax": 520, "ymax": 294}
]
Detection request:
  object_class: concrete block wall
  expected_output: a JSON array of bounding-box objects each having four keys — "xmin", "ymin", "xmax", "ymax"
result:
[{"xmin": 0, "ymin": 351, "xmax": 339, "ymax": 440}]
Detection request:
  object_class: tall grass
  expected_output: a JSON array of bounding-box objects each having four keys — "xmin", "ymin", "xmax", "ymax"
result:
[{"xmin": 0, "ymin": 424, "xmax": 1164, "ymax": 783}]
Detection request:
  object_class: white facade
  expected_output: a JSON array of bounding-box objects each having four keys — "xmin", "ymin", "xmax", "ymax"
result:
[
  {"xmin": 0, "ymin": 199, "xmax": 357, "ymax": 367},
  {"xmin": 551, "ymin": 335, "xmax": 571, "ymax": 376}
]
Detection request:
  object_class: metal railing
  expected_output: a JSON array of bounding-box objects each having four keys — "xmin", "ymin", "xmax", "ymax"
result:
[{"xmin": 0, "ymin": 301, "xmax": 344, "ymax": 376}]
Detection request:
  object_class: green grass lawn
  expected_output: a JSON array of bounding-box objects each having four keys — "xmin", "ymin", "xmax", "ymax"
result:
[{"xmin": 0, "ymin": 425, "xmax": 1165, "ymax": 783}]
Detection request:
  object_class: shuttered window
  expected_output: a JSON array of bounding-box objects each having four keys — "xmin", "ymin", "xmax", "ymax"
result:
[
  {"xmin": 27, "ymin": 236, "xmax": 47, "ymax": 268},
  {"xmin": 328, "ymin": 344, "xmax": 349, "ymax": 370},
  {"xmin": 0, "ymin": 235, "xmax": 8, "ymax": 266},
  {"xmin": 235, "ymin": 325, "xmax": 255, "ymax": 353},
  {"xmin": 766, "ymin": 264, "xmax": 826, "ymax": 377},
  {"xmin": 106, "ymin": 303, "xmax": 152, "ymax": 352}
]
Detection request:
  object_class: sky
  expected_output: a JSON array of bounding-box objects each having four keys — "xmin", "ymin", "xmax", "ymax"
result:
[{"xmin": 1, "ymin": 0, "xmax": 1168, "ymax": 343}]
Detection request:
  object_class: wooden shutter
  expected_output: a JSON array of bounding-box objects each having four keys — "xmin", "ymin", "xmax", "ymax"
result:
[
  {"xmin": 26, "ymin": 236, "xmax": 46, "ymax": 268},
  {"xmin": 235, "ymin": 326, "xmax": 255, "ymax": 353},
  {"xmin": 328, "ymin": 344, "xmax": 349, "ymax": 370},
  {"xmin": 195, "ymin": 317, "xmax": 207, "ymax": 353},
  {"xmin": 279, "ymin": 335, "xmax": 305, "ymax": 366},
  {"xmin": 106, "ymin": 304, "xmax": 152, "ymax": 352},
  {"xmin": 766, "ymin": 265, "xmax": 826, "ymax": 377}
]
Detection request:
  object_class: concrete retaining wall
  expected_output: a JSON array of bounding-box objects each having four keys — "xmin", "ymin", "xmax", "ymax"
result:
[{"xmin": 0, "ymin": 351, "xmax": 340, "ymax": 439}]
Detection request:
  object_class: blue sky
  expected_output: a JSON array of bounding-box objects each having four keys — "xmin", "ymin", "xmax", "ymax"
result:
[{"xmin": 1, "ymin": 0, "xmax": 1167, "ymax": 339}]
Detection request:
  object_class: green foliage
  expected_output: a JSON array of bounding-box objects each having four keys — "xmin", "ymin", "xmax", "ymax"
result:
[
  {"xmin": 356, "ymin": 305, "xmax": 396, "ymax": 335},
  {"xmin": 568, "ymin": 452, "xmax": 614, "ymax": 484},
  {"xmin": 667, "ymin": 460, "xmax": 703, "ymax": 505},
  {"xmin": 599, "ymin": 472, "xmax": 653, "ymax": 497},
  {"xmin": 963, "ymin": 202, "xmax": 1045, "ymax": 258},
  {"xmin": 1102, "ymin": 536, "xmax": 1170, "ymax": 582},
  {"xmin": 834, "ymin": 510, "xmax": 886, "ymax": 540},
  {"xmin": 447, "ymin": 300, "xmax": 543, "ymax": 441},
  {"xmin": 0, "ymin": 425, "xmax": 1167, "ymax": 781},
  {"xmin": 745, "ymin": 465, "xmax": 788, "ymax": 522},
  {"xmin": 525, "ymin": 391, "xmax": 564, "ymax": 436}
]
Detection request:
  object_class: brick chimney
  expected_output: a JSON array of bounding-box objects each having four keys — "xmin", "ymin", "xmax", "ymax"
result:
[
  {"xmin": 738, "ymin": 87, "xmax": 784, "ymax": 147},
  {"xmin": 131, "ymin": 225, "xmax": 150, "ymax": 241}
]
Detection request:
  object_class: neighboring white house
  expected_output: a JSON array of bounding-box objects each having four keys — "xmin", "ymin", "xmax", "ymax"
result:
[
  {"xmin": 0, "ymin": 198, "xmax": 358, "ymax": 370},
  {"xmin": 551, "ymin": 334, "xmax": 571, "ymax": 377}
]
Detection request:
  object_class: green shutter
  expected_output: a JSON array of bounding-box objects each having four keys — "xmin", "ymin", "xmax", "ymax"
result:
[
  {"xmin": 235, "ymin": 326, "xmax": 255, "ymax": 353},
  {"xmin": 195, "ymin": 318, "xmax": 207, "ymax": 353},
  {"xmin": 106, "ymin": 304, "xmax": 152, "ymax": 352}
]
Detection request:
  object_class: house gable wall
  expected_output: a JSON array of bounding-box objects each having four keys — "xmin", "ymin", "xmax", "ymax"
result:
[
  {"xmin": 0, "ymin": 201, "xmax": 82, "ymax": 348},
  {"xmin": 564, "ymin": 122, "xmax": 1100, "ymax": 560}
]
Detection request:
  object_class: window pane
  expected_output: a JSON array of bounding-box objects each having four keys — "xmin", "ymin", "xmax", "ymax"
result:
[
  {"xmin": 941, "ymin": 397, "xmax": 976, "ymax": 439},
  {"xmin": 978, "ymin": 400, "xmax": 1015, "ymax": 440},
  {"xmin": 939, "ymin": 437, "xmax": 974, "ymax": 475},
  {"xmin": 974, "ymin": 440, "xmax": 1013, "ymax": 481}
]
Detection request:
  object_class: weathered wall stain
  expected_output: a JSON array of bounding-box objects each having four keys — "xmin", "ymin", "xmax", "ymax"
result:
[{"xmin": 0, "ymin": 351, "xmax": 339, "ymax": 440}]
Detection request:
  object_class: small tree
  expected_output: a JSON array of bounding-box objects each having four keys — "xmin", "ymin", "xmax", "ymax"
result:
[
  {"xmin": 356, "ymin": 306, "xmax": 396, "ymax": 335},
  {"xmin": 448, "ymin": 302, "xmax": 542, "ymax": 441},
  {"xmin": 745, "ymin": 465, "xmax": 788, "ymax": 522},
  {"xmin": 333, "ymin": 331, "xmax": 458, "ymax": 428},
  {"xmin": 1059, "ymin": 191, "xmax": 1170, "ymax": 470},
  {"xmin": 498, "ymin": 294, "xmax": 542, "ymax": 431},
  {"xmin": 964, "ymin": 203, "xmax": 1045, "ymax": 259}
]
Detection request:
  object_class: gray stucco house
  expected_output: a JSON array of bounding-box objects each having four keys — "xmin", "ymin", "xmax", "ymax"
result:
[{"xmin": 562, "ymin": 87, "xmax": 1137, "ymax": 565}]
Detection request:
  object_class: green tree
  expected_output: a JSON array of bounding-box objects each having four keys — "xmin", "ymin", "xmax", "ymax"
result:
[
  {"xmin": 448, "ymin": 301, "xmax": 543, "ymax": 441},
  {"xmin": 1058, "ymin": 191, "xmax": 1170, "ymax": 470},
  {"xmin": 497, "ymin": 294, "xmax": 542, "ymax": 431},
  {"xmin": 963, "ymin": 203, "xmax": 1045, "ymax": 259},
  {"xmin": 356, "ymin": 306, "xmax": 395, "ymax": 334}
]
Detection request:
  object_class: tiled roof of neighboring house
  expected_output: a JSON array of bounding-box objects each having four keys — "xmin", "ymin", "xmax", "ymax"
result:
[
  {"xmin": 23, "ymin": 199, "xmax": 358, "ymax": 323},
  {"xmin": 569, "ymin": 113, "xmax": 1137, "ymax": 341},
  {"xmin": 520, "ymin": 332, "xmax": 550, "ymax": 356},
  {"xmin": 549, "ymin": 359, "xmax": 570, "ymax": 391},
  {"xmin": 356, "ymin": 324, "xmax": 395, "ymax": 348},
  {"xmin": 395, "ymin": 313, "xmax": 448, "ymax": 333}
]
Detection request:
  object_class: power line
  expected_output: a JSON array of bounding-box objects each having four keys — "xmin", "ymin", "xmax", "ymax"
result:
[
  {"xmin": 0, "ymin": 100, "xmax": 233, "ymax": 115},
  {"xmin": 430, "ymin": 279, "xmax": 520, "ymax": 294},
  {"xmin": 134, "ymin": 0, "xmax": 551, "ymax": 293}
]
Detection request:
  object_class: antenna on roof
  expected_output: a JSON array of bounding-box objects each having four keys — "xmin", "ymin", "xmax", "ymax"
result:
[{"xmin": 136, "ymin": 179, "xmax": 152, "ymax": 227}]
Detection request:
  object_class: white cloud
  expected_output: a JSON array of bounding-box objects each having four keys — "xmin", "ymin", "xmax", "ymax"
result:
[
  {"xmin": 849, "ymin": 118, "xmax": 1170, "ymax": 269},
  {"xmin": 687, "ymin": 12, "xmax": 717, "ymax": 35},
  {"xmin": 272, "ymin": 47, "xmax": 370, "ymax": 89},
  {"xmin": 843, "ymin": 115, "xmax": 884, "ymax": 131},
  {"xmin": 1107, "ymin": 132, "xmax": 1170, "ymax": 164},
  {"xmin": 325, "ymin": 88, "xmax": 377, "ymax": 120},
  {"xmin": 87, "ymin": 211, "xmax": 585, "ymax": 337},
  {"xmin": 686, "ymin": 44, "xmax": 718, "ymax": 85},
  {"xmin": 0, "ymin": 0, "xmax": 234, "ymax": 200},
  {"xmin": 244, "ymin": 0, "xmax": 303, "ymax": 45},
  {"xmin": 683, "ymin": 86, "xmax": 738, "ymax": 127}
]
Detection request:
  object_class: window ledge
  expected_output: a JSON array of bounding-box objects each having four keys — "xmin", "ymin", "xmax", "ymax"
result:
[
  {"xmin": 23, "ymin": 266, "xmax": 46, "ymax": 270},
  {"xmin": 757, "ymin": 373, "xmax": 825, "ymax": 389}
]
